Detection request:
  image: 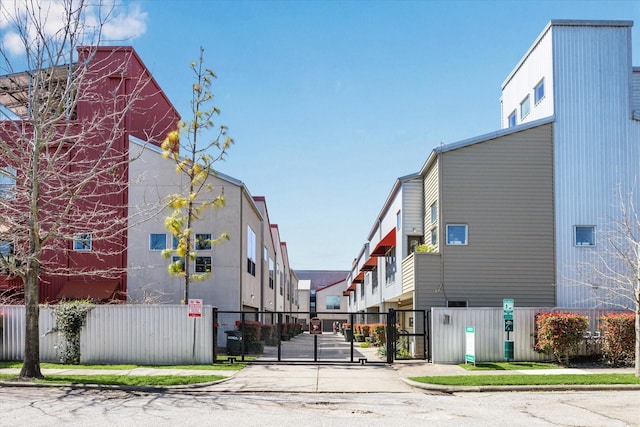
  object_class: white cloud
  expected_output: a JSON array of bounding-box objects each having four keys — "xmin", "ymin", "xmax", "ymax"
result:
[{"xmin": 0, "ymin": 0, "xmax": 148, "ymax": 57}]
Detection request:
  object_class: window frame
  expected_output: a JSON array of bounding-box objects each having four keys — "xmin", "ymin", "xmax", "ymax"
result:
[
  {"xmin": 0, "ymin": 166, "xmax": 16, "ymax": 199},
  {"xmin": 520, "ymin": 95, "xmax": 530, "ymax": 120},
  {"xmin": 384, "ymin": 246, "xmax": 396, "ymax": 285},
  {"xmin": 73, "ymin": 233, "xmax": 92, "ymax": 251},
  {"xmin": 446, "ymin": 224, "xmax": 468, "ymax": 246},
  {"xmin": 430, "ymin": 201, "xmax": 437, "ymax": 224},
  {"xmin": 507, "ymin": 110, "xmax": 517, "ymax": 127},
  {"xmin": 195, "ymin": 256, "xmax": 212, "ymax": 273},
  {"xmin": 325, "ymin": 295, "xmax": 341, "ymax": 310},
  {"xmin": 534, "ymin": 78, "xmax": 545, "ymax": 104},
  {"xmin": 574, "ymin": 225, "xmax": 596, "ymax": 247},
  {"xmin": 149, "ymin": 233, "xmax": 167, "ymax": 251},
  {"xmin": 247, "ymin": 225, "xmax": 256, "ymax": 276},
  {"xmin": 195, "ymin": 233, "xmax": 212, "ymax": 250}
]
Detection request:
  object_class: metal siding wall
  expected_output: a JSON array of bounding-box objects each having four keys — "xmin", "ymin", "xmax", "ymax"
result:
[
  {"xmin": 403, "ymin": 178, "xmax": 424, "ymax": 242},
  {"xmin": 553, "ymin": 24, "xmax": 639, "ymax": 308},
  {"xmin": 430, "ymin": 307, "xmax": 613, "ymax": 364},
  {"xmin": 423, "ymin": 160, "xmax": 439, "ymax": 248},
  {"xmin": 632, "ymin": 70, "xmax": 640, "ymax": 110},
  {"xmin": 1, "ymin": 305, "xmax": 213, "ymax": 365}
]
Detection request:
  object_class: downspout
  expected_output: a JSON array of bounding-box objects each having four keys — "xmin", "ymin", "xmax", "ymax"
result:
[
  {"xmin": 239, "ymin": 189, "xmax": 243, "ymax": 311},
  {"xmin": 438, "ymin": 153, "xmax": 446, "ymax": 305}
]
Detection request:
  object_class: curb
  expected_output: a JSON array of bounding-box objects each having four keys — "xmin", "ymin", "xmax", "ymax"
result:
[{"xmin": 402, "ymin": 378, "xmax": 640, "ymax": 393}]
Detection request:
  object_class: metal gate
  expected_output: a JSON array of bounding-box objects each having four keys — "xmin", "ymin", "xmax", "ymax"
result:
[{"xmin": 213, "ymin": 308, "xmax": 428, "ymax": 364}]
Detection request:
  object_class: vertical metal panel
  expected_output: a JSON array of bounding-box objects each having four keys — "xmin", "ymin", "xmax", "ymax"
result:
[
  {"xmin": 1, "ymin": 306, "xmax": 60, "ymax": 362},
  {"xmin": 552, "ymin": 24, "xmax": 639, "ymax": 308},
  {"xmin": 632, "ymin": 70, "xmax": 640, "ymax": 111}
]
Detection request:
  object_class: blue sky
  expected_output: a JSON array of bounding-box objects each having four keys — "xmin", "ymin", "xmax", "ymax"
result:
[
  {"xmin": 129, "ymin": 0, "xmax": 640, "ymax": 271},
  {"xmin": 7, "ymin": 0, "xmax": 639, "ymax": 270}
]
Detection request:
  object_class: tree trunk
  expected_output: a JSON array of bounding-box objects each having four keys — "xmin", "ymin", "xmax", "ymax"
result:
[{"xmin": 19, "ymin": 267, "xmax": 43, "ymax": 379}]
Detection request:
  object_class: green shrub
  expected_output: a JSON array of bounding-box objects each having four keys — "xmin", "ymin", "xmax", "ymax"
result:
[
  {"xmin": 600, "ymin": 313, "xmax": 635, "ymax": 366},
  {"xmin": 535, "ymin": 312, "xmax": 588, "ymax": 365},
  {"xmin": 52, "ymin": 301, "xmax": 92, "ymax": 364},
  {"xmin": 354, "ymin": 333, "xmax": 365, "ymax": 342},
  {"xmin": 241, "ymin": 320, "xmax": 262, "ymax": 343}
]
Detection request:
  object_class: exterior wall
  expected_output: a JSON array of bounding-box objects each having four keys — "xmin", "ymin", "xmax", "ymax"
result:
[
  {"xmin": 438, "ymin": 123, "xmax": 556, "ymax": 307},
  {"xmin": 254, "ymin": 198, "xmax": 278, "ymax": 315},
  {"xmin": 423, "ymin": 158, "xmax": 439, "ymax": 250},
  {"xmin": 550, "ymin": 22, "xmax": 640, "ymax": 307},
  {"xmin": 632, "ymin": 68, "xmax": 640, "ymax": 111},
  {"xmin": 501, "ymin": 24, "xmax": 554, "ymax": 128},
  {"xmin": 271, "ymin": 225, "xmax": 285, "ymax": 312},
  {"xmin": 316, "ymin": 280, "xmax": 349, "ymax": 331},
  {"xmin": 241, "ymin": 193, "xmax": 263, "ymax": 311},
  {"xmin": 127, "ymin": 139, "xmax": 243, "ymax": 308},
  {"xmin": 401, "ymin": 177, "xmax": 424, "ymax": 253}
]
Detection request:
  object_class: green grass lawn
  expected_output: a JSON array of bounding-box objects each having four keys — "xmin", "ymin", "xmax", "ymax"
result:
[
  {"xmin": 0, "ymin": 358, "xmax": 250, "ymax": 386},
  {"xmin": 409, "ymin": 374, "xmax": 640, "ymax": 387}
]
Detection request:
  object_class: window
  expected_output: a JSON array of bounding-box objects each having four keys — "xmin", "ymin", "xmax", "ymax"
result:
[
  {"xmin": 396, "ymin": 210, "xmax": 401, "ymax": 230},
  {"xmin": 430, "ymin": 201, "xmax": 437, "ymax": 224},
  {"xmin": 385, "ymin": 246, "xmax": 396, "ymax": 284},
  {"xmin": 172, "ymin": 235, "xmax": 179, "ymax": 250},
  {"xmin": 195, "ymin": 234, "xmax": 212, "ymax": 250},
  {"xmin": 264, "ymin": 246, "xmax": 268, "ymax": 261},
  {"xmin": 195, "ymin": 256, "xmax": 211, "ymax": 273},
  {"xmin": 447, "ymin": 300, "xmax": 468, "ymax": 308},
  {"xmin": 371, "ymin": 267, "xmax": 378, "ymax": 292},
  {"xmin": 278, "ymin": 264, "xmax": 283, "ymax": 295},
  {"xmin": 360, "ymin": 282, "xmax": 365, "ymax": 299},
  {"xmin": 446, "ymin": 224, "xmax": 468, "ymax": 245},
  {"xmin": 408, "ymin": 236, "xmax": 423, "ymax": 254},
  {"xmin": 520, "ymin": 95, "xmax": 530, "ymax": 120},
  {"xmin": 172, "ymin": 256, "xmax": 185, "ymax": 272},
  {"xmin": 149, "ymin": 234, "xmax": 167, "ymax": 251},
  {"xmin": 0, "ymin": 166, "xmax": 16, "ymax": 199},
  {"xmin": 73, "ymin": 233, "xmax": 92, "ymax": 251},
  {"xmin": 534, "ymin": 79, "xmax": 545, "ymax": 104},
  {"xmin": 0, "ymin": 241, "xmax": 11, "ymax": 254},
  {"xmin": 430, "ymin": 228, "xmax": 438, "ymax": 246},
  {"xmin": 575, "ymin": 226, "xmax": 595, "ymax": 246},
  {"xmin": 326, "ymin": 295, "xmax": 341, "ymax": 310},
  {"xmin": 247, "ymin": 225, "xmax": 256, "ymax": 276},
  {"xmin": 269, "ymin": 258, "xmax": 275, "ymax": 289},
  {"xmin": 508, "ymin": 110, "xmax": 516, "ymax": 127}
]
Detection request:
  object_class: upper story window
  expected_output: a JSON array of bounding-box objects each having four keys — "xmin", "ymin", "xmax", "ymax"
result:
[
  {"xmin": 520, "ymin": 95, "xmax": 530, "ymax": 120},
  {"xmin": 430, "ymin": 228, "xmax": 438, "ymax": 246},
  {"xmin": 149, "ymin": 233, "xmax": 167, "ymax": 251},
  {"xmin": 269, "ymin": 258, "xmax": 275, "ymax": 289},
  {"xmin": 195, "ymin": 256, "xmax": 211, "ymax": 273},
  {"xmin": 396, "ymin": 210, "xmax": 401, "ymax": 230},
  {"xmin": 247, "ymin": 225, "xmax": 256, "ymax": 276},
  {"xmin": 446, "ymin": 224, "xmax": 468, "ymax": 245},
  {"xmin": 574, "ymin": 225, "xmax": 595, "ymax": 246},
  {"xmin": 430, "ymin": 201, "xmax": 437, "ymax": 224},
  {"xmin": 0, "ymin": 166, "xmax": 16, "ymax": 199},
  {"xmin": 385, "ymin": 246, "xmax": 396, "ymax": 284},
  {"xmin": 326, "ymin": 295, "xmax": 341, "ymax": 310},
  {"xmin": 507, "ymin": 111, "xmax": 517, "ymax": 128},
  {"xmin": 534, "ymin": 79, "xmax": 545, "ymax": 104},
  {"xmin": 195, "ymin": 233, "xmax": 212, "ymax": 250},
  {"xmin": 73, "ymin": 233, "xmax": 92, "ymax": 251}
]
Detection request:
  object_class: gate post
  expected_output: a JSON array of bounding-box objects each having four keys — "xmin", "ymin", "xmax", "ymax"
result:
[
  {"xmin": 277, "ymin": 312, "xmax": 283, "ymax": 362},
  {"xmin": 212, "ymin": 306, "xmax": 218, "ymax": 364},
  {"xmin": 349, "ymin": 313, "xmax": 355, "ymax": 362},
  {"xmin": 386, "ymin": 308, "xmax": 396, "ymax": 364}
]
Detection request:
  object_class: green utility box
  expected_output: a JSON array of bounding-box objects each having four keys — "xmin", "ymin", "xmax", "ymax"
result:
[{"xmin": 504, "ymin": 340, "xmax": 514, "ymax": 361}]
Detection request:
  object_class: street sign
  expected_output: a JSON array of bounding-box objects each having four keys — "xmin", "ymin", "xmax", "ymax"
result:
[
  {"xmin": 310, "ymin": 317, "xmax": 322, "ymax": 335},
  {"xmin": 503, "ymin": 298, "xmax": 514, "ymax": 320},
  {"xmin": 188, "ymin": 299, "xmax": 202, "ymax": 318},
  {"xmin": 465, "ymin": 326, "xmax": 475, "ymax": 363},
  {"xmin": 504, "ymin": 319, "xmax": 514, "ymax": 332}
]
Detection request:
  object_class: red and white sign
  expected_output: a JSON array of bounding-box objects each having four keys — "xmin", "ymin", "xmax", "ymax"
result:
[{"xmin": 188, "ymin": 299, "xmax": 202, "ymax": 318}]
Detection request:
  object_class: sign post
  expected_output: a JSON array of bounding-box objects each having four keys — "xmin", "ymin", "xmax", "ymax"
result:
[
  {"xmin": 310, "ymin": 317, "xmax": 322, "ymax": 362},
  {"xmin": 503, "ymin": 298, "xmax": 514, "ymax": 361},
  {"xmin": 465, "ymin": 326, "xmax": 475, "ymax": 365}
]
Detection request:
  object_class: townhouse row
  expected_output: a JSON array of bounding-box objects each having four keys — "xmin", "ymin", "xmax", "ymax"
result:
[
  {"xmin": 344, "ymin": 20, "xmax": 640, "ymax": 334},
  {"xmin": 0, "ymin": 46, "xmax": 302, "ymax": 322}
]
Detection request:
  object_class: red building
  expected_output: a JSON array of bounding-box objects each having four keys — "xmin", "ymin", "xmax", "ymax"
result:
[{"xmin": 0, "ymin": 46, "xmax": 179, "ymax": 303}]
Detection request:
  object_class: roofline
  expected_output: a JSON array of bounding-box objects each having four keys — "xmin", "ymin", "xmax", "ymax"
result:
[
  {"xmin": 365, "ymin": 172, "xmax": 421, "ymax": 241},
  {"xmin": 317, "ymin": 278, "xmax": 347, "ymax": 292},
  {"xmin": 502, "ymin": 19, "xmax": 633, "ymax": 90},
  {"xmin": 419, "ymin": 116, "xmax": 555, "ymax": 176}
]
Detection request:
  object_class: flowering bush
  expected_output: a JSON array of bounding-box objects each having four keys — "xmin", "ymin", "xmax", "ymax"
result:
[
  {"xmin": 600, "ymin": 313, "xmax": 636, "ymax": 366},
  {"xmin": 534, "ymin": 312, "xmax": 588, "ymax": 365}
]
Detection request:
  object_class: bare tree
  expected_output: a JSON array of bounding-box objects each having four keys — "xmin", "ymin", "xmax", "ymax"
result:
[
  {"xmin": 0, "ymin": 1, "xmax": 165, "ymax": 378},
  {"xmin": 161, "ymin": 47, "xmax": 233, "ymax": 303},
  {"xmin": 576, "ymin": 188, "xmax": 640, "ymax": 377}
]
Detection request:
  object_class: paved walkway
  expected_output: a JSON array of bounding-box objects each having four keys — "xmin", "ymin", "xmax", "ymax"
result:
[{"xmin": 0, "ymin": 331, "xmax": 637, "ymax": 392}]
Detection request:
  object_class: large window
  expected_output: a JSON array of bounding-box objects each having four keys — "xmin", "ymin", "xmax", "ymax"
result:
[
  {"xmin": 269, "ymin": 258, "xmax": 275, "ymax": 289},
  {"xmin": 326, "ymin": 295, "xmax": 341, "ymax": 310},
  {"xmin": 247, "ymin": 225, "xmax": 256, "ymax": 276},
  {"xmin": 371, "ymin": 267, "xmax": 378, "ymax": 293},
  {"xmin": 278, "ymin": 264, "xmax": 283, "ymax": 295},
  {"xmin": 196, "ymin": 233, "xmax": 212, "ymax": 250},
  {"xmin": 149, "ymin": 234, "xmax": 167, "ymax": 251},
  {"xmin": 446, "ymin": 224, "xmax": 468, "ymax": 245},
  {"xmin": 520, "ymin": 95, "xmax": 530, "ymax": 120},
  {"xmin": 385, "ymin": 246, "xmax": 396, "ymax": 284},
  {"xmin": 534, "ymin": 79, "xmax": 545, "ymax": 104},
  {"xmin": 575, "ymin": 225, "xmax": 595, "ymax": 246},
  {"xmin": 0, "ymin": 166, "xmax": 16, "ymax": 199},
  {"xmin": 73, "ymin": 233, "xmax": 92, "ymax": 251}
]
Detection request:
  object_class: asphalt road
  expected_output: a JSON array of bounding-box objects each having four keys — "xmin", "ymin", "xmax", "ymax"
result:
[{"xmin": 1, "ymin": 387, "xmax": 638, "ymax": 426}]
